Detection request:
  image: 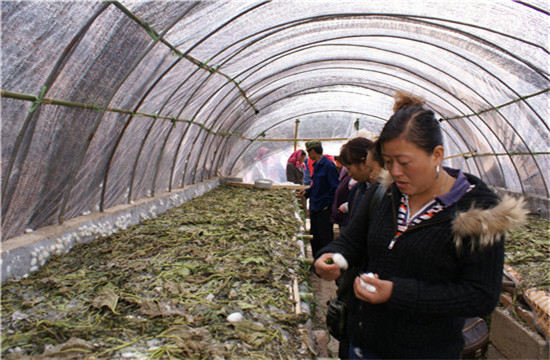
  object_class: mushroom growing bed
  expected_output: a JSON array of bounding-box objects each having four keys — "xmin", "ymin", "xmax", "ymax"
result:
[{"xmin": 1, "ymin": 187, "xmax": 313, "ymax": 359}]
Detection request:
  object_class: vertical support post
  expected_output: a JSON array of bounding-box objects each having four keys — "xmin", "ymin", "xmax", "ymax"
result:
[{"xmin": 294, "ymin": 119, "xmax": 300, "ymax": 151}]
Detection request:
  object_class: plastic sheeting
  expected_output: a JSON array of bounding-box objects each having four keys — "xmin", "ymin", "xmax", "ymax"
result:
[{"xmin": 1, "ymin": 0, "xmax": 549, "ymax": 241}]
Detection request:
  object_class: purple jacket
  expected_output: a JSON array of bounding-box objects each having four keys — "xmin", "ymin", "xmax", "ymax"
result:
[{"xmin": 331, "ymin": 168, "xmax": 352, "ymax": 226}]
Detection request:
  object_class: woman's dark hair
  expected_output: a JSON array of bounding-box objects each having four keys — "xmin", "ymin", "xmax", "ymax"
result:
[
  {"xmin": 368, "ymin": 140, "xmax": 384, "ymax": 167},
  {"xmin": 339, "ymin": 137, "xmax": 373, "ymax": 166},
  {"xmin": 377, "ymin": 91, "xmax": 443, "ymax": 155}
]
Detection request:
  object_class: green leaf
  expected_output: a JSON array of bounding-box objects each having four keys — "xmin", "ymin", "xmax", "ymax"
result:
[{"xmin": 241, "ymin": 256, "xmax": 266, "ymax": 265}]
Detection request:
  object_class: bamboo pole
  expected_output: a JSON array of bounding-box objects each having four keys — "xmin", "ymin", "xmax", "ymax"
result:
[
  {"xmin": 444, "ymin": 150, "xmax": 477, "ymax": 160},
  {"xmin": 5, "ymin": 88, "xmax": 549, "ymax": 156},
  {"xmin": 0, "ymin": 89, "xmax": 249, "ymax": 140},
  {"xmin": 294, "ymin": 119, "xmax": 300, "ymax": 152},
  {"xmin": 464, "ymin": 151, "xmax": 550, "ymax": 159},
  {"xmin": 293, "ymin": 277, "xmax": 301, "ymax": 314},
  {"xmin": 444, "ymin": 88, "xmax": 550, "ymax": 121},
  {"xmin": 255, "ymin": 137, "xmax": 349, "ymax": 142}
]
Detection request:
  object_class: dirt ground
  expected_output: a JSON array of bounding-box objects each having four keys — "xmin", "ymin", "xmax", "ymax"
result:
[{"xmin": 310, "ymin": 273, "xmax": 340, "ymax": 359}]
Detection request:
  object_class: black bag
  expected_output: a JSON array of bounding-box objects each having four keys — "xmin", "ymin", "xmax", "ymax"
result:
[
  {"xmin": 326, "ymin": 297, "xmax": 348, "ymax": 340},
  {"xmin": 461, "ymin": 317, "xmax": 489, "ymax": 359}
]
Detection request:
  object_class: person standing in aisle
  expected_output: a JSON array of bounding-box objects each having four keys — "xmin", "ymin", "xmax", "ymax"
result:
[
  {"xmin": 299, "ymin": 140, "xmax": 340, "ymax": 258},
  {"xmin": 286, "ymin": 149, "xmax": 308, "ymax": 217},
  {"xmin": 330, "ymin": 137, "xmax": 384, "ymax": 359},
  {"xmin": 314, "ymin": 91, "xmax": 528, "ymax": 359},
  {"xmin": 338, "ymin": 137, "xmax": 375, "ymax": 219}
]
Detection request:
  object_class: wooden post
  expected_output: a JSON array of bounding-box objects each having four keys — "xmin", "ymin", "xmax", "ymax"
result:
[{"xmin": 294, "ymin": 119, "xmax": 300, "ymax": 152}]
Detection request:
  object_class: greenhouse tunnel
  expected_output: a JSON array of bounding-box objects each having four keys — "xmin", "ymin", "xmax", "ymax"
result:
[{"xmin": 1, "ymin": 0, "xmax": 549, "ymax": 283}]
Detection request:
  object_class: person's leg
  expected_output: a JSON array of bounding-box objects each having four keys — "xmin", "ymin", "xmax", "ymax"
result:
[{"xmin": 309, "ymin": 210, "xmax": 320, "ymax": 257}]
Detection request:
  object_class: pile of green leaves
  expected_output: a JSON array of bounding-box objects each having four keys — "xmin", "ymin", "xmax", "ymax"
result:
[
  {"xmin": 2, "ymin": 187, "xmax": 312, "ymax": 359},
  {"xmin": 505, "ymin": 216, "xmax": 549, "ymax": 291}
]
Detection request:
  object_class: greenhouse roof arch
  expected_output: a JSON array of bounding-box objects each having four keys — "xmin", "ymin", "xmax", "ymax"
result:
[
  {"xmin": 220, "ymin": 59, "xmax": 543, "ymax": 191},
  {"xmin": 1, "ymin": 0, "xmax": 549, "ymax": 242}
]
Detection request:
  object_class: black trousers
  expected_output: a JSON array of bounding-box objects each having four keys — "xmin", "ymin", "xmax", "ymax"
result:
[{"xmin": 309, "ymin": 206, "xmax": 334, "ymax": 258}]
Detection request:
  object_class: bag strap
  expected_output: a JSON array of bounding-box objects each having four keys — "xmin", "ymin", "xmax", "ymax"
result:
[{"xmin": 368, "ymin": 182, "xmax": 387, "ymax": 217}]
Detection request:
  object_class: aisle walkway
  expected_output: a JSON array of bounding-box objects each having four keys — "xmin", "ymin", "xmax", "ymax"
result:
[{"xmin": 304, "ymin": 219, "xmax": 341, "ymax": 358}]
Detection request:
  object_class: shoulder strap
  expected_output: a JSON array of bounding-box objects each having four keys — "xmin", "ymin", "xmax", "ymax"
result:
[{"xmin": 368, "ymin": 183, "xmax": 387, "ymax": 217}]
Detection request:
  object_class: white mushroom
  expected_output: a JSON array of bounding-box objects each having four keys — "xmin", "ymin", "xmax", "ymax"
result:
[
  {"xmin": 332, "ymin": 253, "xmax": 349, "ymax": 270},
  {"xmin": 359, "ymin": 272, "xmax": 377, "ymax": 293}
]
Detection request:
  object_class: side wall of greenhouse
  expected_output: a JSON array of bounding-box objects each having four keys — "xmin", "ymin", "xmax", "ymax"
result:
[
  {"xmin": 1, "ymin": 179, "xmax": 219, "ymax": 283},
  {"xmin": 493, "ymin": 187, "xmax": 550, "ymax": 220}
]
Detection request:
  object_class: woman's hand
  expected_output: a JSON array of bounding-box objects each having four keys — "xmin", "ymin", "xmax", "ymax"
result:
[
  {"xmin": 338, "ymin": 202, "xmax": 349, "ymax": 213},
  {"xmin": 314, "ymin": 253, "xmax": 342, "ymax": 281},
  {"xmin": 353, "ymin": 273, "xmax": 394, "ymax": 304}
]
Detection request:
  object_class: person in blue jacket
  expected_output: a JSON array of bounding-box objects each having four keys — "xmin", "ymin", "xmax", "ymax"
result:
[{"xmin": 299, "ymin": 140, "xmax": 340, "ymax": 258}]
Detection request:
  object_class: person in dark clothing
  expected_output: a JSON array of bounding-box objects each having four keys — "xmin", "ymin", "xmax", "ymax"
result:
[
  {"xmin": 331, "ymin": 136, "xmax": 383, "ymax": 359},
  {"xmin": 314, "ymin": 91, "xmax": 528, "ymax": 359},
  {"xmin": 299, "ymin": 140, "xmax": 340, "ymax": 258},
  {"xmin": 286, "ymin": 149, "xmax": 306, "ymax": 184},
  {"xmin": 347, "ymin": 141, "xmax": 385, "ymax": 219},
  {"xmin": 330, "ymin": 166, "xmax": 353, "ymax": 229},
  {"xmin": 334, "ymin": 155, "xmax": 343, "ymax": 175}
]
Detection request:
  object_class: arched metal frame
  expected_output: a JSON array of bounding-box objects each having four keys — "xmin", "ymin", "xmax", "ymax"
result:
[
  {"xmin": 222, "ymin": 77, "xmax": 481, "ymax": 175},
  {"xmin": 1, "ymin": 3, "xmax": 112, "ymax": 220},
  {"xmin": 190, "ymin": 40, "xmax": 538, "ymax": 192},
  {"xmin": 94, "ymin": 10, "xmax": 546, "ymax": 199},
  {"xmin": 225, "ymin": 103, "xmax": 473, "ymax": 177},
  {"xmin": 1, "ymin": 1, "xmax": 548, "ymax": 240},
  {"xmin": 108, "ymin": 10, "xmax": 550, "ymax": 200},
  {"xmin": 157, "ymin": 14, "xmax": 547, "ymax": 194},
  {"xmin": 103, "ymin": 1, "xmax": 267, "ymax": 206}
]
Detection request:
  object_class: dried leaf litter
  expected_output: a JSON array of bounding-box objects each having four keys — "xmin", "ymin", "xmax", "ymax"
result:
[
  {"xmin": 1, "ymin": 187, "xmax": 314, "ymax": 359},
  {"xmin": 505, "ymin": 216, "xmax": 549, "ymax": 291}
]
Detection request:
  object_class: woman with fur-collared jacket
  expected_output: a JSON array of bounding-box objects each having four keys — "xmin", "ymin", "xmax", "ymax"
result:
[{"xmin": 314, "ymin": 91, "xmax": 528, "ymax": 359}]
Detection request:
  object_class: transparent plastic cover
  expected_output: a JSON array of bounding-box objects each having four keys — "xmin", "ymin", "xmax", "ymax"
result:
[{"xmin": 2, "ymin": 0, "xmax": 548, "ymax": 240}]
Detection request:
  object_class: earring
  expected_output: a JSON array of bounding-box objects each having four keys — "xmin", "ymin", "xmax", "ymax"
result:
[{"xmin": 436, "ymin": 164, "xmax": 440, "ymax": 178}]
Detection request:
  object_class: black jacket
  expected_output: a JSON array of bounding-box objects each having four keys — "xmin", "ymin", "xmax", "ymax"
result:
[{"xmin": 318, "ymin": 172, "xmax": 527, "ymax": 359}]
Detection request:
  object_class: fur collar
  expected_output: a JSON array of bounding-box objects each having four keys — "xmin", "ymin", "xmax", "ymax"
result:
[{"xmin": 453, "ymin": 194, "xmax": 528, "ymax": 251}]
